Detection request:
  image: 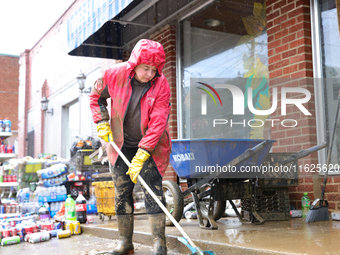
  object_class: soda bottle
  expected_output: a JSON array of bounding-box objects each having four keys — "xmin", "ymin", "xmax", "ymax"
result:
[
  {"xmin": 301, "ymin": 192, "xmax": 311, "ymax": 218},
  {"xmin": 76, "ymin": 192, "xmax": 87, "ymax": 223},
  {"xmin": 38, "ymin": 205, "xmax": 50, "ymax": 221},
  {"xmin": 3, "ymin": 118, "xmax": 11, "ymax": 132},
  {"xmin": 65, "ymin": 195, "xmax": 76, "ymax": 221}
]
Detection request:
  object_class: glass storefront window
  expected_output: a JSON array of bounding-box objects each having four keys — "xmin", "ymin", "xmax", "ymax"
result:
[
  {"xmin": 320, "ymin": 0, "xmax": 340, "ymax": 167},
  {"xmin": 180, "ymin": 0, "xmax": 268, "ymax": 139}
]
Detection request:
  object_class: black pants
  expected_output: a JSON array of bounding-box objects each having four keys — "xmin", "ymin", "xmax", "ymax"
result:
[{"xmin": 112, "ymin": 146, "xmax": 165, "ymax": 215}]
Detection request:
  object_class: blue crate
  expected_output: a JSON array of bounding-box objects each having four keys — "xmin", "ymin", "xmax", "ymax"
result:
[{"xmin": 87, "ymin": 204, "xmax": 97, "ymax": 214}]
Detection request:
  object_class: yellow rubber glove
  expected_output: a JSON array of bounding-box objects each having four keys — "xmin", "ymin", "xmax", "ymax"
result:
[
  {"xmin": 96, "ymin": 121, "xmax": 114, "ymax": 142},
  {"xmin": 126, "ymin": 148, "xmax": 150, "ymax": 183}
]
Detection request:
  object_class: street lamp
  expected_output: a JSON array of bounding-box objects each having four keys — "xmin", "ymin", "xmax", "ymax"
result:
[
  {"xmin": 76, "ymin": 72, "xmax": 87, "ymax": 92},
  {"xmin": 41, "ymin": 96, "xmax": 53, "ymax": 115}
]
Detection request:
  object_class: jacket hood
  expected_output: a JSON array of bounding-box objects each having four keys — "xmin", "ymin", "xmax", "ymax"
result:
[{"xmin": 127, "ymin": 39, "xmax": 166, "ymax": 76}]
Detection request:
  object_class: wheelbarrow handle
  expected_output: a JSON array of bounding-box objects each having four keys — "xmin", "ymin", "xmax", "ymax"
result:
[
  {"xmin": 109, "ymin": 141, "xmax": 204, "ymax": 255},
  {"xmin": 278, "ymin": 142, "xmax": 327, "ymax": 165}
]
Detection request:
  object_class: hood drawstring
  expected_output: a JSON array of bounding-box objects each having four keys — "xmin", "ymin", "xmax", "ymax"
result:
[
  {"xmin": 127, "ymin": 76, "xmax": 131, "ymax": 95},
  {"xmin": 152, "ymin": 80, "xmax": 156, "ymax": 96}
]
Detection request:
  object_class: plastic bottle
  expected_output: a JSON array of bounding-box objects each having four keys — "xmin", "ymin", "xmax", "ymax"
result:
[
  {"xmin": 301, "ymin": 192, "xmax": 311, "ymax": 218},
  {"xmin": 76, "ymin": 192, "xmax": 87, "ymax": 223},
  {"xmin": 38, "ymin": 205, "xmax": 50, "ymax": 221},
  {"xmin": 0, "ymin": 117, "xmax": 4, "ymax": 132},
  {"xmin": 65, "ymin": 195, "xmax": 76, "ymax": 221},
  {"xmin": 3, "ymin": 117, "xmax": 11, "ymax": 132}
]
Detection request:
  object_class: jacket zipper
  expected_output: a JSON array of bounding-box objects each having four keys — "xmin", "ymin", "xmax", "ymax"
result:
[{"xmin": 139, "ymin": 80, "xmax": 152, "ymax": 137}]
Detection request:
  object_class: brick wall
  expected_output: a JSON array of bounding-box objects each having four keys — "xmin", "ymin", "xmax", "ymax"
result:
[
  {"xmin": 0, "ymin": 54, "xmax": 19, "ymax": 131},
  {"xmin": 267, "ymin": 0, "xmax": 319, "ymax": 209},
  {"xmin": 150, "ymin": 25, "xmax": 178, "ymax": 182}
]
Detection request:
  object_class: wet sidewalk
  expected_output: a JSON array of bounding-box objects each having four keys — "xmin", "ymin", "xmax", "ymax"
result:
[{"xmin": 83, "ymin": 214, "xmax": 340, "ymax": 255}]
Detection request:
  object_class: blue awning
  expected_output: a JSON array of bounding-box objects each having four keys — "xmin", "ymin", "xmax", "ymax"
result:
[{"xmin": 67, "ymin": 0, "xmax": 135, "ymax": 57}]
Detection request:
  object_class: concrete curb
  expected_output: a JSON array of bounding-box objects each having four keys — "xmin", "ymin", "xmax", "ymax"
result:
[{"xmin": 82, "ymin": 225, "xmax": 296, "ymax": 255}]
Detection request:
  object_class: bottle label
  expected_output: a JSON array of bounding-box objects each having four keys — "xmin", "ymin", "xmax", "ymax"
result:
[
  {"xmin": 65, "ymin": 207, "xmax": 76, "ymax": 219},
  {"xmin": 76, "ymin": 204, "xmax": 87, "ymax": 212}
]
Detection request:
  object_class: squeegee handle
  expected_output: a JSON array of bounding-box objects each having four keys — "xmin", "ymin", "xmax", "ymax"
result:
[{"xmin": 110, "ymin": 142, "xmax": 204, "ymax": 255}]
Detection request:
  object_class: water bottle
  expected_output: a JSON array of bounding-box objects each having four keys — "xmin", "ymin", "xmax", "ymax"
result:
[
  {"xmin": 65, "ymin": 195, "xmax": 76, "ymax": 221},
  {"xmin": 0, "ymin": 117, "xmax": 3, "ymax": 132},
  {"xmin": 301, "ymin": 192, "xmax": 311, "ymax": 218},
  {"xmin": 76, "ymin": 192, "xmax": 87, "ymax": 223},
  {"xmin": 3, "ymin": 118, "xmax": 11, "ymax": 132}
]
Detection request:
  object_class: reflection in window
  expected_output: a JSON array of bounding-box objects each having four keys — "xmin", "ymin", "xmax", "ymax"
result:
[
  {"xmin": 180, "ymin": 0, "xmax": 268, "ymax": 139},
  {"xmin": 320, "ymin": 0, "xmax": 340, "ymax": 167}
]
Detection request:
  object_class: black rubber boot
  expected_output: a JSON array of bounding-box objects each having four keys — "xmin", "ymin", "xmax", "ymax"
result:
[
  {"xmin": 148, "ymin": 213, "xmax": 167, "ymax": 255},
  {"xmin": 107, "ymin": 214, "xmax": 134, "ymax": 255}
]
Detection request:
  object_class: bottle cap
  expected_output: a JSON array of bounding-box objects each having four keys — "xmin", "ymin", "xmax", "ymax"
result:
[
  {"xmin": 304, "ymin": 192, "xmax": 308, "ymax": 195},
  {"xmin": 79, "ymin": 192, "xmax": 82, "ymax": 195}
]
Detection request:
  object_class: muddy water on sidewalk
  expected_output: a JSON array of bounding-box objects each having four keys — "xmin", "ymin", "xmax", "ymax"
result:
[{"xmin": 200, "ymin": 218, "xmax": 340, "ymax": 254}]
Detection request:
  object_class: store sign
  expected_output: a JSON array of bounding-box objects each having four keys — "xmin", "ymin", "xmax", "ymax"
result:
[{"xmin": 67, "ymin": 0, "xmax": 134, "ymax": 51}]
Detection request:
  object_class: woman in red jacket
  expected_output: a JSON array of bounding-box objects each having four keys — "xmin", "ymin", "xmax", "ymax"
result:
[{"xmin": 89, "ymin": 39, "xmax": 171, "ymax": 255}]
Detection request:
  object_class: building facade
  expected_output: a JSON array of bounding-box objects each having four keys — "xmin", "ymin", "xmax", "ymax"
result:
[
  {"xmin": 0, "ymin": 53, "xmax": 19, "ymax": 149},
  {"xmin": 19, "ymin": 0, "xmax": 340, "ymax": 210}
]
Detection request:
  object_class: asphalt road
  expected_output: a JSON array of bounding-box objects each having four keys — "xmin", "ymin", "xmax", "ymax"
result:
[{"xmin": 0, "ymin": 234, "xmax": 185, "ymax": 255}]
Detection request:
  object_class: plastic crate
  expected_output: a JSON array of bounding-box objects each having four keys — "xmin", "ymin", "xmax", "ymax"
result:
[
  {"xmin": 65, "ymin": 180, "xmax": 91, "ymax": 200},
  {"xmin": 25, "ymin": 162, "xmax": 42, "ymax": 173},
  {"xmin": 70, "ymin": 150, "xmax": 109, "ymax": 172},
  {"xmin": 92, "ymin": 181, "xmax": 115, "ymax": 216},
  {"xmin": 241, "ymin": 187, "xmax": 290, "ymax": 221}
]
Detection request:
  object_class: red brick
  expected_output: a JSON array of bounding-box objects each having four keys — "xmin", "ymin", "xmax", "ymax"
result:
[
  {"xmin": 290, "ymin": 38, "xmax": 312, "ymax": 49},
  {"xmin": 286, "ymin": 128, "xmax": 302, "ymax": 137},
  {"xmin": 274, "ymin": 15, "xmax": 288, "ymax": 25},
  {"xmin": 328, "ymin": 202, "xmax": 336, "ymax": 210},
  {"xmin": 287, "ymin": 144, "xmax": 302, "ymax": 151},
  {"xmin": 268, "ymin": 10, "xmax": 281, "ymax": 21},
  {"xmin": 290, "ymin": 53, "xmax": 312, "ymax": 63},
  {"xmin": 296, "ymin": 0, "xmax": 310, "ymax": 7},
  {"xmin": 288, "ymin": 186, "xmax": 297, "ymax": 192},
  {"xmin": 279, "ymin": 137, "xmax": 294, "ymax": 145},
  {"xmin": 283, "ymin": 64, "xmax": 298, "ymax": 74},
  {"xmin": 273, "ymin": 0, "xmax": 288, "ymax": 10},
  {"xmin": 326, "ymin": 193, "xmax": 340, "ymax": 201},
  {"xmin": 281, "ymin": 3, "xmax": 296, "ymax": 14},
  {"xmin": 325, "ymin": 185, "xmax": 338, "ymax": 192},
  {"xmin": 267, "ymin": 0, "xmax": 281, "ymax": 6},
  {"xmin": 275, "ymin": 44, "xmax": 289, "ymax": 54},
  {"xmin": 275, "ymin": 29, "xmax": 289, "ymax": 40},
  {"xmin": 290, "ymin": 70, "xmax": 313, "ymax": 78},
  {"xmin": 269, "ymin": 54, "xmax": 282, "ymax": 64},
  {"xmin": 298, "ymin": 62, "xmax": 313, "ymax": 70},
  {"xmin": 274, "ymin": 59, "xmax": 290, "ymax": 69},
  {"xmin": 268, "ymin": 39, "xmax": 282, "ymax": 50},
  {"xmin": 297, "ymin": 45, "xmax": 312, "ymax": 54},
  {"xmin": 289, "ymin": 22, "xmax": 310, "ymax": 33},
  {"xmin": 282, "ymin": 49, "xmax": 297, "ymax": 59},
  {"xmin": 268, "ymin": 24, "xmax": 282, "ymax": 35},
  {"xmin": 288, "ymin": 7, "xmax": 310, "ymax": 18},
  {"xmin": 269, "ymin": 69, "xmax": 283, "ymax": 78},
  {"xmin": 282, "ymin": 33, "xmax": 297, "ymax": 44}
]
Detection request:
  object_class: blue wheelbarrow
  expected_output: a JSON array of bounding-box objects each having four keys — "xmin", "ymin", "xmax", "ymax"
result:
[{"xmin": 162, "ymin": 138, "xmax": 327, "ymax": 229}]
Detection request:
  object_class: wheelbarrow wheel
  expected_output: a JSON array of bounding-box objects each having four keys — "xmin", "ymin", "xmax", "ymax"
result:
[
  {"xmin": 162, "ymin": 180, "xmax": 184, "ymax": 226},
  {"xmin": 198, "ymin": 183, "xmax": 226, "ymax": 221}
]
